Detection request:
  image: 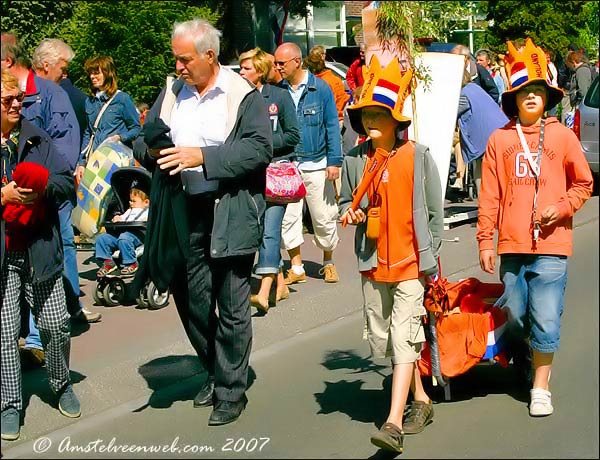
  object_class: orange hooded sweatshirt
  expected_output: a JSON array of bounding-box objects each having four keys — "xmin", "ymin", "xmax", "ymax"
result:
[{"xmin": 477, "ymin": 117, "xmax": 593, "ymax": 256}]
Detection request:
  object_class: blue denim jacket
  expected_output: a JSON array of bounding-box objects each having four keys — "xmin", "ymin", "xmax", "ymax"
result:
[
  {"xmin": 79, "ymin": 90, "xmax": 141, "ymax": 165},
  {"xmin": 279, "ymin": 72, "xmax": 342, "ymax": 167}
]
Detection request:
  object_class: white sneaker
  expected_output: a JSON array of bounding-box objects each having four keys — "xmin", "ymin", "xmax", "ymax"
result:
[{"xmin": 529, "ymin": 388, "xmax": 553, "ymax": 417}]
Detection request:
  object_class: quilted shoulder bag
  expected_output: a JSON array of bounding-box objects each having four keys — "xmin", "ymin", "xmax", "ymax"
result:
[{"xmin": 265, "ymin": 161, "xmax": 306, "ymax": 204}]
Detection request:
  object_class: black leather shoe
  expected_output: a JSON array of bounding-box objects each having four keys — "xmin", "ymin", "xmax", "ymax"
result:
[
  {"xmin": 193, "ymin": 377, "xmax": 215, "ymax": 407},
  {"xmin": 208, "ymin": 396, "xmax": 247, "ymax": 426}
]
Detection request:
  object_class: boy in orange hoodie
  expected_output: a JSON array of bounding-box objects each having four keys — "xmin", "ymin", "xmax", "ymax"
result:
[{"xmin": 477, "ymin": 38, "xmax": 593, "ymax": 417}]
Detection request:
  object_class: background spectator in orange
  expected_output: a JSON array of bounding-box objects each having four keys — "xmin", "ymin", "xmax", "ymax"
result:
[{"xmin": 304, "ymin": 45, "xmax": 350, "ymax": 128}]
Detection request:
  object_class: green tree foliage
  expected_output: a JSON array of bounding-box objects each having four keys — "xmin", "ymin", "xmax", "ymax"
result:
[
  {"xmin": 376, "ymin": 1, "xmax": 475, "ymax": 52},
  {"xmin": 485, "ymin": 1, "xmax": 597, "ymax": 61},
  {"xmin": 62, "ymin": 1, "xmax": 219, "ymax": 105},
  {"xmin": 1, "ymin": 0, "xmax": 76, "ymax": 51},
  {"xmin": 578, "ymin": 1, "xmax": 599, "ymax": 61},
  {"xmin": 2, "ymin": 1, "xmax": 219, "ymax": 105}
]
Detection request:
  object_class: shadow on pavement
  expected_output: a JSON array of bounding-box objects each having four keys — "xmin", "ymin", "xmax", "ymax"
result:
[
  {"xmin": 315, "ymin": 349, "xmax": 390, "ymax": 426},
  {"xmin": 22, "ymin": 369, "xmax": 87, "ymax": 413},
  {"xmin": 427, "ymin": 362, "xmax": 529, "ymax": 404},
  {"xmin": 367, "ymin": 449, "xmax": 402, "ymax": 460},
  {"xmin": 80, "ymin": 254, "xmax": 98, "ymax": 281},
  {"xmin": 314, "ymin": 349, "xmax": 528, "ymax": 432},
  {"xmin": 314, "ymin": 379, "xmax": 389, "ymax": 426},
  {"xmin": 133, "ymin": 355, "xmax": 257, "ymax": 412},
  {"xmin": 69, "ymin": 319, "xmax": 91, "ymax": 338},
  {"xmin": 321, "ymin": 349, "xmax": 387, "ymax": 376}
]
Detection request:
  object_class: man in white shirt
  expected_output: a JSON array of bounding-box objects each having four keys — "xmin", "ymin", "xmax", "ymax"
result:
[{"xmin": 134, "ymin": 19, "xmax": 272, "ymax": 427}]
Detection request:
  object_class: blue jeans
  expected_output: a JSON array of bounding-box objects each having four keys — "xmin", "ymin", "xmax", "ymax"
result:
[
  {"xmin": 497, "ymin": 254, "xmax": 568, "ymax": 353},
  {"xmin": 24, "ymin": 312, "xmax": 42, "ymax": 350},
  {"xmin": 26, "ymin": 202, "xmax": 80, "ymax": 350},
  {"xmin": 95, "ymin": 231, "xmax": 142, "ymax": 265},
  {"xmin": 255, "ymin": 203, "xmax": 286, "ymax": 275},
  {"xmin": 60, "ymin": 202, "xmax": 82, "ymax": 312}
]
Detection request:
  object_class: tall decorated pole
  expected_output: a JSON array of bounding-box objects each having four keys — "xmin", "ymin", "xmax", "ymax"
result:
[
  {"xmin": 361, "ymin": 2, "xmax": 420, "ymax": 140},
  {"xmin": 360, "ymin": 1, "xmax": 464, "ymax": 200}
]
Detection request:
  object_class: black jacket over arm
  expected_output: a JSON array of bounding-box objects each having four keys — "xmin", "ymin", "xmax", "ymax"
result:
[{"xmin": 132, "ymin": 72, "xmax": 273, "ymax": 291}]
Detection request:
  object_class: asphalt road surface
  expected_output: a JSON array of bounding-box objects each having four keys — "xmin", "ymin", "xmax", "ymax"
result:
[{"xmin": 2, "ymin": 197, "xmax": 598, "ymax": 459}]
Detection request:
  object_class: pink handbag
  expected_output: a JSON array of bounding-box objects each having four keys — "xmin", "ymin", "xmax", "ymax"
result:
[{"xmin": 265, "ymin": 161, "xmax": 306, "ymax": 204}]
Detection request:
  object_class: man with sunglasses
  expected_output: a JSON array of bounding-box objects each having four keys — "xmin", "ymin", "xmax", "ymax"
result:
[
  {"xmin": 274, "ymin": 42, "xmax": 342, "ymax": 286},
  {"xmin": 1, "ymin": 69, "xmax": 81, "ymax": 441}
]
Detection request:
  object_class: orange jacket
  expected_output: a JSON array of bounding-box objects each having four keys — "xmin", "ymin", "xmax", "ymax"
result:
[
  {"xmin": 477, "ymin": 117, "xmax": 593, "ymax": 256},
  {"xmin": 315, "ymin": 69, "xmax": 350, "ymax": 121}
]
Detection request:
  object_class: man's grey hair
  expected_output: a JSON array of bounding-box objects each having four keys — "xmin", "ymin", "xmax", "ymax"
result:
[
  {"xmin": 172, "ymin": 18, "xmax": 221, "ymax": 57},
  {"xmin": 451, "ymin": 44, "xmax": 472, "ymax": 58},
  {"xmin": 32, "ymin": 39, "xmax": 75, "ymax": 70},
  {"xmin": 1, "ymin": 33, "xmax": 31, "ymax": 68}
]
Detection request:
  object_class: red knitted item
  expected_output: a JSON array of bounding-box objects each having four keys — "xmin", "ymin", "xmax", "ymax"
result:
[{"xmin": 2, "ymin": 161, "xmax": 49, "ymax": 227}]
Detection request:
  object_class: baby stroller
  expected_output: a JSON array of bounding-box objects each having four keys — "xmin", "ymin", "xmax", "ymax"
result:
[{"xmin": 93, "ymin": 166, "xmax": 170, "ymax": 310}]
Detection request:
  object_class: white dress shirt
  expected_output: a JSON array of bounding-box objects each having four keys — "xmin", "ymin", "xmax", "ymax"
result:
[{"xmin": 170, "ymin": 67, "xmax": 229, "ymax": 194}]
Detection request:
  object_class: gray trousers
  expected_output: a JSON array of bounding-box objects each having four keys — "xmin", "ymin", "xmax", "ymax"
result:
[{"xmin": 170, "ymin": 195, "xmax": 254, "ymax": 403}]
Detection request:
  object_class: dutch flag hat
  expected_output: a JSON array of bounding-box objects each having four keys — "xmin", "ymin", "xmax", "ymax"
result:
[
  {"xmin": 347, "ymin": 55, "xmax": 414, "ymax": 136},
  {"xmin": 501, "ymin": 38, "xmax": 564, "ymax": 118}
]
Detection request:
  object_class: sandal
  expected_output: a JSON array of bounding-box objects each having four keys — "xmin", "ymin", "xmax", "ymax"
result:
[
  {"xmin": 370, "ymin": 422, "xmax": 404, "ymax": 453},
  {"xmin": 120, "ymin": 263, "xmax": 139, "ymax": 276},
  {"xmin": 97, "ymin": 261, "xmax": 117, "ymax": 277}
]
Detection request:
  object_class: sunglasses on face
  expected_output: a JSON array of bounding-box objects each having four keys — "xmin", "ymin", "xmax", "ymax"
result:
[
  {"xmin": 273, "ymin": 57, "xmax": 297, "ymax": 67},
  {"xmin": 1, "ymin": 92, "xmax": 25, "ymax": 107}
]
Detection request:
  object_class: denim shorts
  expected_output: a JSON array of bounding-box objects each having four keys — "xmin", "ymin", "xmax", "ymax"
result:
[{"xmin": 498, "ymin": 254, "xmax": 568, "ymax": 353}]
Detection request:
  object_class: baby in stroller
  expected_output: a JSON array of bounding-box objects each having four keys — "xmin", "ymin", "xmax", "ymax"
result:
[
  {"xmin": 93, "ymin": 166, "xmax": 169, "ymax": 309},
  {"xmin": 95, "ymin": 181, "xmax": 149, "ymax": 277}
]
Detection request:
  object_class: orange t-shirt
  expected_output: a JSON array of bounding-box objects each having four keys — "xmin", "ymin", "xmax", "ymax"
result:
[
  {"xmin": 362, "ymin": 142, "xmax": 419, "ymax": 283},
  {"xmin": 315, "ymin": 69, "xmax": 350, "ymax": 121}
]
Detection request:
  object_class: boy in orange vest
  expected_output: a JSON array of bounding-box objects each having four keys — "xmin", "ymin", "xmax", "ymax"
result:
[
  {"xmin": 340, "ymin": 56, "xmax": 444, "ymax": 453},
  {"xmin": 477, "ymin": 38, "xmax": 593, "ymax": 417}
]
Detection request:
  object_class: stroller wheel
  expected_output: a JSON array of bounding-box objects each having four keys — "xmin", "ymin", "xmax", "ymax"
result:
[
  {"xmin": 103, "ymin": 278, "xmax": 126, "ymax": 307},
  {"xmin": 136, "ymin": 285, "xmax": 149, "ymax": 309},
  {"xmin": 147, "ymin": 281, "xmax": 169, "ymax": 310},
  {"xmin": 93, "ymin": 281, "xmax": 106, "ymax": 306}
]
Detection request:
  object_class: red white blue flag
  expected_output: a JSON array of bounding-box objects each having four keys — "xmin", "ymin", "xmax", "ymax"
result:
[
  {"xmin": 483, "ymin": 307, "xmax": 508, "ymax": 359},
  {"xmin": 510, "ymin": 61, "xmax": 529, "ymax": 88},
  {"xmin": 372, "ymin": 79, "xmax": 400, "ymax": 109}
]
